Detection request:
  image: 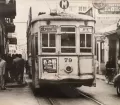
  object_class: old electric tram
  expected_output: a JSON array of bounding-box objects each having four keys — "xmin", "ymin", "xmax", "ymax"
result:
[{"xmin": 27, "ymin": 9, "xmax": 96, "ymax": 89}]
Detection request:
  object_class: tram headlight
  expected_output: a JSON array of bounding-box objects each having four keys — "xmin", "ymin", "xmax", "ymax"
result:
[{"xmin": 65, "ymin": 66, "xmax": 73, "ymax": 73}]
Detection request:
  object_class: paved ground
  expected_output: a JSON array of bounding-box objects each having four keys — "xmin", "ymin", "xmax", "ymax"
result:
[
  {"xmin": 0, "ymin": 75, "xmax": 38, "ymax": 105},
  {"xmin": 0, "ymin": 74, "xmax": 112, "ymax": 105},
  {"xmin": 79, "ymin": 79, "xmax": 120, "ymax": 105},
  {"xmin": 96, "ymin": 74, "xmax": 106, "ymax": 81}
]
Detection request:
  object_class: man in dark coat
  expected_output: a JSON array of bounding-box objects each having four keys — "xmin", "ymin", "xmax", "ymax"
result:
[
  {"xmin": 13, "ymin": 54, "xmax": 24, "ymax": 84},
  {"xmin": 0, "ymin": 54, "xmax": 7, "ymax": 90}
]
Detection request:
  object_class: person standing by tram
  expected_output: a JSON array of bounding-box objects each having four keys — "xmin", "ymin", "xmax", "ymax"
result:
[
  {"xmin": 105, "ymin": 57, "xmax": 116, "ymax": 82},
  {"xmin": 13, "ymin": 54, "xmax": 25, "ymax": 84},
  {"xmin": 18, "ymin": 54, "xmax": 25, "ymax": 83},
  {"xmin": 0, "ymin": 54, "xmax": 7, "ymax": 90}
]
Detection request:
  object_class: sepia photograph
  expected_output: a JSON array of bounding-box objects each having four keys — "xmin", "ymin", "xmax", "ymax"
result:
[{"xmin": 0, "ymin": 0, "xmax": 120, "ymax": 105}]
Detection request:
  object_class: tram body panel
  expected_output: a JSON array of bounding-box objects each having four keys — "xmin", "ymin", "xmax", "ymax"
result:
[
  {"xmin": 79, "ymin": 56, "xmax": 94, "ymax": 74},
  {"xmin": 58, "ymin": 56, "xmax": 78, "ymax": 75},
  {"xmin": 37, "ymin": 56, "xmax": 94, "ymax": 86}
]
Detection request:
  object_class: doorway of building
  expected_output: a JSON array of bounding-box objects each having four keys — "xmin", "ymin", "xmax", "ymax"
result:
[{"xmin": 109, "ymin": 39, "xmax": 116, "ymax": 68}]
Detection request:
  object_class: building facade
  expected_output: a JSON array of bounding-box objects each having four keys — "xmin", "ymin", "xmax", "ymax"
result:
[
  {"xmin": 96, "ymin": 21, "xmax": 120, "ymax": 74},
  {"xmin": 0, "ymin": 0, "xmax": 16, "ymax": 55}
]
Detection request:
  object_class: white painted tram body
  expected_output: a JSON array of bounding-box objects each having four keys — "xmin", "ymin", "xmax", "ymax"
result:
[{"xmin": 27, "ymin": 12, "xmax": 96, "ymax": 89}]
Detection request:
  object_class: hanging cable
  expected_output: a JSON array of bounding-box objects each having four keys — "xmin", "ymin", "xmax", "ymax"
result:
[{"xmin": 43, "ymin": 0, "xmax": 51, "ymax": 12}]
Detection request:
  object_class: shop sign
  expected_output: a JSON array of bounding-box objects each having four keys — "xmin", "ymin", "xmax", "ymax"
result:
[
  {"xmin": 98, "ymin": 3, "xmax": 120, "ymax": 14},
  {"xmin": 92, "ymin": 0, "xmax": 106, "ymax": 9}
]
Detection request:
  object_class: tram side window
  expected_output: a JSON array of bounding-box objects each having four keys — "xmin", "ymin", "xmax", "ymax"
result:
[
  {"xmin": 61, "ymin": 27, "xmax": 75, "ymax": 53},
  {"xmin": 42, "ymin": 34, "xmax": 48, "ymax": 47},
  {"xmin": 86, "ymin": 34, "xmax": 91, "ymax": 47},
  {"xmin": 42, "ymin": 33, "xmax": 56, "ymax": 53},
  {"xmin": 35, "ymin": 36, "xmax": 38, "ymax": 55},
  {"xmin": 49, "ymin": 34, "xmax": 55, "ymax": 47},
  {"xmin": 80, "ymin": 34, "xmax": 85, "ymax": 47},
  {"xmin": 80, "ymin": 34, "xmax": 92, "ymax": 53}
]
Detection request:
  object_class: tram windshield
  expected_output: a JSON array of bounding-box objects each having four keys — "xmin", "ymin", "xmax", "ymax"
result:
[
  {"xmin": 41, "ymin": 26, "xmax": 92, "ymax": 54},
  {"xmin": 61, "ymin": 26, "xmax": 76, "ymax": 53}
]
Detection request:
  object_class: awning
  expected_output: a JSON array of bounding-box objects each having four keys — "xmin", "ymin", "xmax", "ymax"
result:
[{"xmin": 97, "ymin": 23, "xmax": 117, "ymax": 36}]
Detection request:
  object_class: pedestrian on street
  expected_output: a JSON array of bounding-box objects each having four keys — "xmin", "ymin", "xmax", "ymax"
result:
[
  {"xmin": 6, "ymin": 54, "xmax": 14, "ymax": 82},
  {"xmin": 13, "ymin": 54, "xmax": 24, "ymax": 84},
  {"xmin": 0, "ymin": 54, "xmax": 7, "ymax": 90},
  {"xmin": 25, "ymin": 60, "xmax": 30, "ymax": 74},
  {"xmin": 18, "ymin": 54, "xmax": 25, "ymax": 83}
]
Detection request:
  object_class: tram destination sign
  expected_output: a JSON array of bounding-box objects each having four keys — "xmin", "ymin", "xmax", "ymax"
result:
[
  {"xmin": 80, "ymin": 27, "xmax": 93, "ymax": 33},
  {"xmin": 98, "ymin": 3, "xmax": 120, "ymax": 14},
  {"xmin": 40, "ymin": 25, "xmax": 57, "ymax": 33}
]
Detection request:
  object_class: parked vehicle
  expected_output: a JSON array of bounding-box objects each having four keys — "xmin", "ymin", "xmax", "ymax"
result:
[
  {"xmin": 114, "ymin": 74, "xmax": 120, "ymax": 96},
  {"xmin": 105, "ymin": 68, "xmax": 117, "ymax": 84}
]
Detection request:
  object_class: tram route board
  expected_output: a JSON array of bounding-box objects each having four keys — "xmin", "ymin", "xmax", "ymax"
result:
[{"xmin": 40, "ymin": 25, "xmax": 57, "ymax": 33}]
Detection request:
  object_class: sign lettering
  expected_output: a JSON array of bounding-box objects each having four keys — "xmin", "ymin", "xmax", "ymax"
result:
[
  {"xmin": 60, "ymin": 0, "xmax": 69, "ymax": 9},
  {"xmin": 80, "ymin": 27, "xmax": 92, "ymax": 33},
  {"xmin": 64, "ymin": 58, "xmax": 72, "ymax": 62},
  {"xmin": 40, "ymin": 25, "xmax": 57, "ymax": 33},
  {"xmin": 98, "ymin": 3, "xmax": 120, "ymax": 14}
]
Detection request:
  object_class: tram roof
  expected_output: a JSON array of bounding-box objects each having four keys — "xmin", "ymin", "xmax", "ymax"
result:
[{"xmin": 31, "ymin": 12, "xmax": 95, "ymax": 24}]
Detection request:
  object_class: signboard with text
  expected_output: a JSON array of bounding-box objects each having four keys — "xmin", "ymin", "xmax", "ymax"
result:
[
  {"xmin": 60, "ymin": 0, "xmax": 69, "ymax": 9},
  {"xmin": 98, "ymin": 3, "xmax": 120, "ymax": 14},
  {"xmin": 40, "ymin": 25, "xmax": 57, "ymax": 33},
  {"xmin": 80, "ymin": 27, "xmax": 93, "ymax": 33}
]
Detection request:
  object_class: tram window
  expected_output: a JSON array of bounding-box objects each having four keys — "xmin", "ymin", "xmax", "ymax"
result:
[
  {"xmin": 61, "ymin": 34, "xmax": 75, "ymax": 46},
  {"xmin": 49, "ymin": 34, "xmax": 55, "ymax": 47},
  {"xmin": 42, "ymin": 34, "xmax": 48, "ymax": 47},
  {"xmin": 80, "ymin": 34, "xmax": 85, "ymax": 47},
  {"xmin": 86, "ymin": 34, "xmax": 91, "ymax": 47},
  {"xmin": 80, "ymin": 49, "xmax": 91, "ymax": 52},
  {"xmin": 61, "ymin": 27, "xmax": 75, "ymax": 32},
  {"xmin": 61, "ymin": 48, "xmax": 75, "ymax": 53},
  {"xmin": 42, "ymin": 48, "xmax": 55, "ymax": 53},
  {"xmin": 61, "ymin": 26, "xmax": 75, "ymax": 53},
  {"xmin": 35, "ymin": 36, "xmax": 38, "ymax": 55},
  {"xmin": 42, "ymin": 33, "xmax": 56, "ymax": 53},
  {"xmin": 80, "ymin": 34, "xmax": 92, "ymax": 53}
]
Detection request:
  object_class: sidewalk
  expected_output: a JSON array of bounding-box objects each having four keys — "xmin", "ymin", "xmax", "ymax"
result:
[{"xmin": 96, "ymin": 74, "xmax": 106, "ymax": 81}]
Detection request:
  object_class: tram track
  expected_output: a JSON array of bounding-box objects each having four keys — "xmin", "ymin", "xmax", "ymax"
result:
[
  {"xmin": 36, "ymin": 97, "xmax": 54, "ymax": 105},
  {"xmin": 77, "ymin": 89, "xmax": 107, "ymax": 105},
  {"xmin": 47, "ymin": 98, "xmax": 56, "ymax": 105},
  {"xmin": 34, "ymin": 88, "xmax": 106, "ymax": 105},
  {"xmin": 35, "ymin": 96, "xmax": 61, "ymax": 105}
]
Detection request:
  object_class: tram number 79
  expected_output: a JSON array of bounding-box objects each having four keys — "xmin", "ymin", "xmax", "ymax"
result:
[{"xmin": 64, "ymin": 58, "xmax": 72, "ymax": 62}]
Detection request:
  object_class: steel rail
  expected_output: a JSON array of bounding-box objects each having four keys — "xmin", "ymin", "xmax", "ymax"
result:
[
  {"xmin": 48, "ymin": 98, "xmax": 55, "ymax": 105},
  {"xmin": 78, "ymin": 90, "xmax": 106, "ymax": 105}
]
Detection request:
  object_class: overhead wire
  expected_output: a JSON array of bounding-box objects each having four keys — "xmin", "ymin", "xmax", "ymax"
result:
[{"xmin": 43, "ymin": 0, "xmax": 51, "ymax": 12}]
